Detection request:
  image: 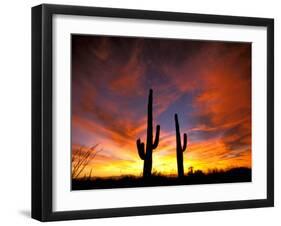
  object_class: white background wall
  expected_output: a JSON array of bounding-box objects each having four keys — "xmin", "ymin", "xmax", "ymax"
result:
[{"xmin": 0, "ymin": 0, "xmax": 279, "ymax": 225}]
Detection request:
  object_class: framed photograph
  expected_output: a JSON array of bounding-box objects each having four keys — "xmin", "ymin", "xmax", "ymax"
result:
[{"xmin": 32, "ymin": 4, "xmax": 274, "ymax": 221}]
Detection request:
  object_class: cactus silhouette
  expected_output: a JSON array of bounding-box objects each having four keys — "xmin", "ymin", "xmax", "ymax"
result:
[
  {"xmin": 137, "ymin": 89, "xmax": 160, "ymax": 178},
  {"xmin": 175, "ymin": 114, "xmax": 187, "ymax": 178}
]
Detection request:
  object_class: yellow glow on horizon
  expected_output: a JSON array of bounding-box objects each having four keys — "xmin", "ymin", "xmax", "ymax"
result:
[{"xmin": 73, "ymin": 138, "xmax": 251, "ymax": 179}]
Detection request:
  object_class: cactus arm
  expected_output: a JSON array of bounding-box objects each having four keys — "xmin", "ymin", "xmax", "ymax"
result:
[
  {"xmin": 152, "ymin": 125, "xmax": 160, "ymax": 149},
  {"xmin": 137, "ymin": 139, "xmax": 146, "ymax": 160},
  {"xmin": 182, "ymin": 133, "xmax": 187, "ymax": 152}
]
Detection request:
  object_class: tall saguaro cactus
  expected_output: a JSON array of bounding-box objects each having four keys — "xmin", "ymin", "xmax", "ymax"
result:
[
  {"xmin": 175, "ymin": 114, "xmax": 187, "ymax": 178},
  {"xmin": 137, "ymin": 89, "xmax": 160, "ymax": 178}
]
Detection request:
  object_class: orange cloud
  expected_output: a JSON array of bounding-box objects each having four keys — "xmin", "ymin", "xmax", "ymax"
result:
[{"xmin": 109, "ymin": 40, "xmax": 146, "ymax": 96}]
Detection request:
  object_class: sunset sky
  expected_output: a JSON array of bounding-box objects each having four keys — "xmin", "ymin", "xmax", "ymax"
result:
[{"xmin": 71, "ymin": 35, "xmax": 251, "ymax": 178}]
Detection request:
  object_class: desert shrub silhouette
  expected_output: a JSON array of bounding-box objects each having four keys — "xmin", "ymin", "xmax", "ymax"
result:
[
  {"xmin": 72, "ymin": 145, "xmax": 101, "ymax": 179},
  {"xmin": 72, "ymin": 167, "xmax": 251, "ymax": 190}
]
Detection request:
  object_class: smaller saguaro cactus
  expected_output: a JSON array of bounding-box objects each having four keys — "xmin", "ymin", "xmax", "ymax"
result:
[{"xmin": 175, "ymin": 114, "xmax": 187, "ymax": 178}]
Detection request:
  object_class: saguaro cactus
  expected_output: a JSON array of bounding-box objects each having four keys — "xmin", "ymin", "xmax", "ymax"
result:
[
  {"xmin": 175, "ymin": 114, "xmax": 187, "ymax": 178},
  {"xmin": 136, "ymin": 89, "xmax": 160, "ymax": 178}
]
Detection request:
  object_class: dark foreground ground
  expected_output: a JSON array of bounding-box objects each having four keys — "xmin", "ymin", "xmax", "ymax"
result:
[{"xmin": 72, "ymin": 167, "xmax": 251, "ymax": 190}]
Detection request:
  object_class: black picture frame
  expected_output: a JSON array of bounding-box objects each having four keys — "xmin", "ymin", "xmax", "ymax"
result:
[{"xmin": 32, "ymin": 4, "xmax": 274, "ymax": 222}]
